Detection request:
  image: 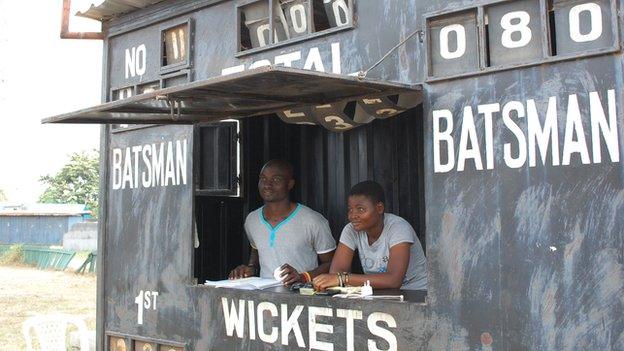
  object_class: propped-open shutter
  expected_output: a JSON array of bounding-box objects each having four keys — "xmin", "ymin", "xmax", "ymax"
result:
[{"xmin": 198, "ymin": 122, "xmax": 239, "ymax": 196}]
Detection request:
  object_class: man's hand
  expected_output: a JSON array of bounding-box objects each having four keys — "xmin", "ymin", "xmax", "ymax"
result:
[
  {"xmin": 229, "ymin": 265, "xmax": 256, "ymax": 279},
  {"xmin": 278, "ymin": 263, "xmax": 302, "ymax": 286}
]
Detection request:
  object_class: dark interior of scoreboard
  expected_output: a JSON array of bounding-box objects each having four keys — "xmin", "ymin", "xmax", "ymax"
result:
[{"xmin": 193, "ymin": 106, "xmax": 426, "ymax": 282}]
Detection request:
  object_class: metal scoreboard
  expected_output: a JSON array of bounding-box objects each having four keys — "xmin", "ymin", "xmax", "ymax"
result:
[{"xmin": 45, "ymin": 0, "xmax": 624, "ymax": 350}]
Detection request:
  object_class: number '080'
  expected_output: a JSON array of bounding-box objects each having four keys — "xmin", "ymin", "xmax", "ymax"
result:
[{"xmin": 428, "ymin": 0, "xmax": 616, "ymax": 77}]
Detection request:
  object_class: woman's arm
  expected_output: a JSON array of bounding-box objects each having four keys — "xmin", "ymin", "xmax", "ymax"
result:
[
  {"xmin": 314, "ymin": 242, "xmax": 411, "ymax": 290},
  {"xmin": 329, "ymin": 243, "xmax": 355, "ymax": 273},
  {"xmin": 312, "ymin": 243, "xmax": 354, "ymax": 289}
]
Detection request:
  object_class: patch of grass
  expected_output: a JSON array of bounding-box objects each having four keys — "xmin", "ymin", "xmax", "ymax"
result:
[{"xmin": 0, "ymin": 244, "xmax": 23, "ymax": 265}]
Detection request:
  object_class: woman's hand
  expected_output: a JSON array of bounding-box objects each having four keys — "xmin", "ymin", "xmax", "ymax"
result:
[
  {"xmin": 278, "ymin": 264, "xmax": 301, "ymax": 286},
  {"xmin": 313, "ymin": 273, "xmax": 340, "ymax": 291}
]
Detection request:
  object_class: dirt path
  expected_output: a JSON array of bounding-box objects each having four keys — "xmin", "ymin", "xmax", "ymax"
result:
[{"xmin": 0, "ymin": 265, "xmax": 96, "ymax": 350}]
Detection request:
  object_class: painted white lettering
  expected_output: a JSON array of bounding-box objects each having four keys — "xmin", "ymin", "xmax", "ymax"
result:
[
  {"xmin": 331, "ymin": 42, "xmax": 341, "ymax": 74},
  {"xmin": 337, "ymin": 309, "xmax": 362, "ymax": 351},
  {"xmin": 221, "ymin": 42, "xmax": 341, "ymax": 75},
  {"xmin": 281, "ymin": 304, "xmax": 305, "ymax": 347},
  {"xmin": 440, "ymin": 24, "xmax": 466, "ymax": 59},
  {"xmin": 562, "ymin": 94, "xmax": 591, "ymax": 165},
  {"xmin": 367, "ymin": 312, "xmax": 397, "ymax": 351},
  {"xmin": 221, "ymin": 298, "xmax": 246, "ymax": 338},
  {"xmin": 478, "ymin": 103, "xmax": 500, "ymax": 170},
  {"xmin": 151, "ymin": 291, "xmax": 158, "ymax": 309},
  {"xmin": 500, "ymin": 11, "xmax": 532, "ymax": 49},
  {"xmin": 122, "ymin": 147, "xmax": 133, "ymax": 189},
  {"xmin": 569, "ymin": 3, "xmax": 602, "ymax": 43},
  {"xmin": 309, "ymin": 306, "xmax": 334, "ymax": 351},
  {"xmin": 152, "ymin": 143, "xmax": 165, "ymax": 187},
  {"xmin": 112, "ymin": 148, "xmax": 122, "ymax": 190},
  {"xmin": 165, "ymin": 141, "xmax": 176, "ymax": 186},
  {"xmin": 143, "ymin": 291, "xmax": 152, "ymax": 309},
  {"xmin": 132, "ymin": 146, "xmax": 142, "ymax": 188},
  {"xmin": 125, "ymin": 47, "xmax": 136, "ymax": 79},
  {"xmin": 257, "ymin": 302, "xmax": 278, "ymax": 343},
  {"xmin": 590, "ymin": 90, "xmax": 620, "ymax": 163},
  {"xmin": 433, "ymin": 109, "xmax": 455, "ymax": 173},
  {"xmin": 457, "ymin": 106, "xmax": 483, "ymax": 171},
  {"xmin": 141, "ymin": 145, "xmax": 152, "ymax": 188},
  {"xmin": 303, "ymin": 47, "xmax": 325, "ymax": 72},
  {"xmin": 136, "ymin": 44, "xmax": 147, "ymax": 76},
  {"xmin": 527, "ymin": 97, "xmax": 560, "ymax": 167},
  {"xmin": 176, "ymin": 139, "xmax": 188, "ymax": 185},
  {"xmin": 502, "ymin": 101, "xmax": 527, "ymax": 168}
]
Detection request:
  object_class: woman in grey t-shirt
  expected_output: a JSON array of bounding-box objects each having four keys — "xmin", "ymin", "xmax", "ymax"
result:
[{"xmin": 313, "ymin": 181, "xmax": 427, "ymax": 291}]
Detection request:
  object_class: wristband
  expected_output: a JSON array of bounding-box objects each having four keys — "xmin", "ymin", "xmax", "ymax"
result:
[{"xmin": 302, "ymin": 271, "xmax": 312, "ymax": 283}]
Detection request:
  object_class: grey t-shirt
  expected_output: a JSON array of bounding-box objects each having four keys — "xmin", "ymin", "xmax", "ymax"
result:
[
  {"xmin": 245, "ymin": 204, "xmax": 336, "ymax": 278},
  {"xmin": 339, "ymin": 213, "xmax": 427, "ymax": 290}
]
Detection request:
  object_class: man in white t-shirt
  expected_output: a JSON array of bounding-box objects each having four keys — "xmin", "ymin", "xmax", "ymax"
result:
[{"xmin": 229, "ymin": 159, "xmax": 336, "ymax": 286}]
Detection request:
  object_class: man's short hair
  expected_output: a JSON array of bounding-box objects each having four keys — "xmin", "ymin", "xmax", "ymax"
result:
[
  {"xmin": 348, "ymin": 180, "xmax": 385, "ymax": 204},
  {"xmin": 262, "ymin": 159, "xmax": 294, "ymax": 179}
]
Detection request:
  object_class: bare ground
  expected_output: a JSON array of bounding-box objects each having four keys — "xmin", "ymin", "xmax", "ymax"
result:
[{"xmin": 0, "ymin": 265, "xmax": 96, "ymax": 351}]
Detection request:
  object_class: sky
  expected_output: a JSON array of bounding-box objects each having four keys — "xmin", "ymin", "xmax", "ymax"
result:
[{"xmin": 0, "ymin": 0, "xmax": 103, "ymax": 203}]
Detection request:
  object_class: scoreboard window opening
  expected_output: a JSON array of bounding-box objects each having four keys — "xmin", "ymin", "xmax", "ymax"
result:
[
  {"xmin": 238, "ymin": 0, "xmax": 353, "ymax": 53},
  {"xmin": 427, "ymin": 0, "xmax": 618, "ymax": 79},
  {"xmin": 160, "ymin": 20, "xmax": 193, "ymax": 74}
]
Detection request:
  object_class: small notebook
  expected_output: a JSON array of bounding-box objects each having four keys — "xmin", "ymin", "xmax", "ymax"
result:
[{"xmin": 204, "ymin": 277, "xmax": 282, "ymax": 290}]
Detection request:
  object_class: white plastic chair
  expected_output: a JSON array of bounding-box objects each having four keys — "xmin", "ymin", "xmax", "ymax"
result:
[{"xmin": 22, "ymin": 314, "xmax": 90, "ymax": 351}]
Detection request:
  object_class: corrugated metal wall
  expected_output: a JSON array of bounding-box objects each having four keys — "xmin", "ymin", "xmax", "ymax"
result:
[{"xmin": 0, "ymin": 215, "xmax": 83, "ymax": 245}]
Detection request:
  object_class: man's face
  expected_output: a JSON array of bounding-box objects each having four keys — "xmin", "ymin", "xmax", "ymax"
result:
[{"xmin": 258, "ymin": 165, "xmax": 294, "ymax": 203}]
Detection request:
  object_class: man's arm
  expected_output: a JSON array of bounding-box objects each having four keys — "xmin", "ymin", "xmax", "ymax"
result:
[
  {"xmin": 279, "ymin": 250, "xmax": 335, "ymax": 286},
  {"xmin": 228, "ymin": 247, "xmax": 260, "ymax": 279},
  {"xmin": 310, "ymin": 250, "xmax": 335, "ymax": 278}
]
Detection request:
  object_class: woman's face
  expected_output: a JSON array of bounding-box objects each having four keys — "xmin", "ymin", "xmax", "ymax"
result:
[{"xmin": 347, "ymin": 195, "xmax": 384, "ymax": 232}]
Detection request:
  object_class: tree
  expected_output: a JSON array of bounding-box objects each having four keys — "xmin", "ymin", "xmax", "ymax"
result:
[
  {"xmin": 39, "ymin": 150, "xmax": 100, "ymax": 218},
  {"xmin": 0, "ymin": 189, "xmax": 6, "ymax": 202}
]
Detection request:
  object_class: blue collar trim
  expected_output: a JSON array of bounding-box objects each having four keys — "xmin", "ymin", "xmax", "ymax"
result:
[{"xmin": 260, "ymin": 203, "xmax": 301, "ymax": 247}]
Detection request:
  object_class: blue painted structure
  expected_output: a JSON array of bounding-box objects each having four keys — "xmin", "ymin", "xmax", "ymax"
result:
[{"xmin": 0, "ymin": 204, "xmax": 90, "ymax": 245}]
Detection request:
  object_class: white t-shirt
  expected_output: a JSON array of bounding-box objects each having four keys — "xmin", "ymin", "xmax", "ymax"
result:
[
  {"xmin": 339, "ymin": 213, "xmax": 427, "ymax": 290},
  {"xmin": 245, "ymin": 204, "xmax": 336, "ymax": 278}
]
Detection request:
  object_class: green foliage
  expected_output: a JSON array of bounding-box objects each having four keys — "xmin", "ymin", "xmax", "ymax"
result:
[
  {"xmin": 0, "ymin": 245, "xmax": 23, "ymax": 265},
  {"xmin": 39, "ymin": 150, "xmax": 100, "ymax": 218}
]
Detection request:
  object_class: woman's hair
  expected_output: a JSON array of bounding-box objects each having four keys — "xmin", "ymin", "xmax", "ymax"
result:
[{"xmin": 348, "ymin": 180, "xmax": 385, "ymax": 204}]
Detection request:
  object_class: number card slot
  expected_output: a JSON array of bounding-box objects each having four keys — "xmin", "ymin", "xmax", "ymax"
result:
[
  {"xmin": 553, "ymin": 0, "xmax": 614, "ymax": 56},
  {"xmin": 313, "ymin": 102, "xmax": 358, "ymax": 131},
  {"xmin": 135, "ymin": 341, "xmax": 157, "ymax": 351},
  {"xmin": 486, "ymin": 0, "xmax": 543, "ymax": 66},
  {"xmin": 279, "ymin": 0, "xmax": 313, "ymax": 40},
  {"xmin": 109, "ymin": 336, "xmax": 129, "ymax": 351},
  {"xmin": 277, "ymin": 106, "xmax": 318, "ymax": 125},
  {"xmin": 428, "ymin": 10, "xmax": 480, "ymax": 77},
  {"xmin": 240, "ymin": 1, "xmax": 273, "ymax": 49}
]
